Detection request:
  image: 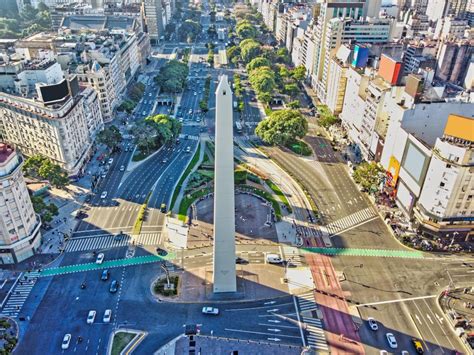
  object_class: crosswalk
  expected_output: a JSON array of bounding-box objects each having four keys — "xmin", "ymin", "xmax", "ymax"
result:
[
  {"xmin": 65, "ymin": 233, "xmax": 162, "ymax": 252},
  {"xmin": 281, "ymin": 245, "xmax": 305, "ymax": 267},
  {"xmin": 0, "ymin": 271, "xmax": 40, "ymax": 318},
  {"xmin": 324, "ymin": 207, "xmax": 378, "ymax": 236},
  {"xmin": 296, "ymin": 292, "xmax": 329, "ymax": 352}
]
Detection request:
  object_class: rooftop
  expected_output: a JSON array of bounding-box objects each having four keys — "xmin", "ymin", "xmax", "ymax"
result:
[
  {"xmin": 443, "ymin": 114, "xmax": 474, "ymax": 143},
  {"xmin": 0, "ymin": 143, "xmax": 15, "ymax": 165},
  {"xmin": 61, "ymin": 15, "xmax": 137, "ymax": 32}
]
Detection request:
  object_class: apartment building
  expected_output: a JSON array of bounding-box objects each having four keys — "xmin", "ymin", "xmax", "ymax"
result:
[
  {"xmin": 415, "ymin": 114, "xmax": 473, "ymax": 238},
  {"xmin": 0, "ymin": 143, "xmax": 41, "ymax": 264},
  {"xmin": 0, "ymin": 76, "xmax": 101, "ymax": 176},
  {"xmin": 143, "ymin": 0, "xmax": 165, "ymax": 44},
  {"xmin": 436, "ymin": 39, "xmax": 473, "ymax": 85}
]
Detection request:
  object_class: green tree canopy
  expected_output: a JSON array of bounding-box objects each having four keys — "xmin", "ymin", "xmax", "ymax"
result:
[
  {"xmin": 291, "ymin": 65, "xmax": 306, "ymax": 81},
  {"xmin": 284, "ymin": 83, "xmax": 299, "ymax": 98},
  {"xmin": 240, "ymin": 39, "xmax": 262, "ymax": 63},
  {"xmin": 353, "ymin": 162, "xmax": 384, "ymax": 192},
  {"xmin": 276, "ymin": 47, "xmax": 290, "ymax": 64},
  {"xmin": 249, "ymin": 66, "xmax": 275, "ymax": 94},
  {"xmin": 236, "ymin": 20, "xmax": 256, "ymax": 39},
  {"xmin": 96, "ymin": 125, "xmax": 122, "ymax": 149},
  {"xmin": 155, "ymin": 60, "xmax": 189, "ymax": 93},
  {"xmin": 255, "ymin": 109, "xmax": 308, "ymax": 146},
  {"xmin": 246, "ymin": 57, "xmax": 271, "ymax": 72},
  {"xmin": 23, "ymin": 155, "xmax": 69, "ymax": 188},
  {"xmin": 178, "ymin": 20, "xmax": 201, "ymax": 42}
]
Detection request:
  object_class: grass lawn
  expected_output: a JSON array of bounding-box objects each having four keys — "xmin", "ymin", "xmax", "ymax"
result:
[
  {"xmin": 265, "ymin": 179, "xmax": 292, "ymax": 212},
  {"xmin": 170, "ymin": 144, "xmax": 201, "ymax": 210},
  {"xmin": 286, "ymin": 140, "xmax": 312, "ymax": 156},
  {"xmin": 111, "ymin": 332, "xmax": 136, "ymax": 355}
]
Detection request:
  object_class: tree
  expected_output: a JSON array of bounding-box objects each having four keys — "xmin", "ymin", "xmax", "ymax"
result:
[
  {"xmin": 23, "ymin": 155, "xmax": 69, "ymax": 188},
  {"xmin": 246, "ymin": 57, "xmax": 271, "ymax": 72},
  {"xmin": 239, "ymin": 39, "xmax": 261, "ymax": 63},
  {"xmin": 284, "ymin": 83, "xmax": 299, "ymax": 98},
  {"xmin": 317, "ymin": 105, "xmax": 340, "ymax": 128},
  {"xmin": 249, "ymin": 66, "xmax": 275, "ymax": 94},
  {"xmin": 178, "ymin": 20, "xmax": 201, "ymax": 43},
  {"xmin": 155, "ymin": 60, "xmax": 189, "ymax": 93},
  {"xmin": 30, "ymin": 196, "xmax": 58, "ymax": 223},
  {"xmin": 287, "ymin": 100, "xmax": 300, "ymax": 109},
  {"xmin": 353, "ymin": 162, "xmax": 384, "ymax": 193},
  {"xmin": 236, "ymin": 20, "xmax": 256, "ymax": 39},
  {"xmin": 144, "ymin": 114, "xmax": 182, "ymax": 147},
  {"xmin": 96, "ymin": 125, "xmax": 122, "ymax": 150},
  {"xmin": 291, "ymin": 65, "xmax": 306, "ymax": 81},
  {"xmin": 276, "ymin": 47, "xmax": 290, "ymax": 64},
  {"xmin": 255, "ymin": 109, "xmax": 308, "ymax": 146}
]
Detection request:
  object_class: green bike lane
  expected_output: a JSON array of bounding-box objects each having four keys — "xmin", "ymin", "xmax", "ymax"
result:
[{"xmin": 37, "ymin": 248, "xmax": 425, "ymax": 278}]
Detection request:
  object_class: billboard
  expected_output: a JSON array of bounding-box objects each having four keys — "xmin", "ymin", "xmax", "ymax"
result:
[
  {"xmin": 401, "ymin": 140, "xmax": 429, "ymax": 185},
  {"xmin": 37, "ymin": 79, "xmax": 69, "ymax": 105},
  {"xmin": 352, "ymin": 45, "xmax": 369, "ymax": 68},
  {"xmin": 386, "ymin": 156, "xmax": 400, "ymax": 187}
]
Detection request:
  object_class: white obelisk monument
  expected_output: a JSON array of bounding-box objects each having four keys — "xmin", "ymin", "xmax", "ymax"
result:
[{"xmin": 212, "ymin": 75, "xmax": 237, "ymax": 293}]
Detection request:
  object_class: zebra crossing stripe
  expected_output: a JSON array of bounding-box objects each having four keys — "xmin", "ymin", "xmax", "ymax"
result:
[
  {"xmin": 301, "ymin": 247, "xmax": 424, "ymax": 259},
  {"xmin": 65, "ymin": 233, "xmax": 162, "ymax": 252},
  {"xmin": 325, "ymin": 207, "xmax": 377, "ymax": 235}
]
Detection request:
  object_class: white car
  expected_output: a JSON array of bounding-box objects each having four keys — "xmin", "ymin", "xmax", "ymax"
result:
[
  {"xmin": 368, "ymin": 317, "xmax": 378, "ymax": 331},
  {"xmin": 87, "ymin": 310, "xmax": 96, "ymax": 324},
  {"xmin": 100, "ymin": 191, "xmax": 108, "ymax": 199},
  {"xmin": 185, "ymin": 146, "xmax": 191, "ymax": 153},
  {"xmin": 96, "ymin": 253, "xmax": 105, "ymax": 264},
  {"xmin": 386, "ymin": 333, "xmax": 398, "ymax": 349},
  {"xmin": 149, "ymin": 93, "xmax": 152, "ymax": 97},
  {"xmin": 103, "ymin": 309, "xmax": 112, "ymax": 323},
  {"xmin": 120, "ymin": 165, "xmax": 125, "ymax": 172},
  {"xmin": 266, "ymin": 253, "xmax": 283, "ymax": 264},
  {"xmin": 108, "ymin": 158, "xmax": 113, "ymax": 165},
  {"xmin": 202, "ymin": 307, "xmax": 219, "ymax": 315},
  {"xmin": 61, "ymin": 334, "xmax": 71, "ymax": 349}
]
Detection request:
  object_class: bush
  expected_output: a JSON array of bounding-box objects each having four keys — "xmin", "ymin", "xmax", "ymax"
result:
[{"xmin": 154, "ymin": 275, "xmax": 179, "ymax": 297}]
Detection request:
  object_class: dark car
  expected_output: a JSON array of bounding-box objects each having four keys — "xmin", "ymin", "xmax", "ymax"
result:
[
  {"xmin": 156, "ymin": 248, "xmax": 168, "ymax": 256},
  {"xmin": 160, "ymin": 203, "xmax": 167, "ymax": 213},
  {"xmin": 101, "ymin": 269, "xmax": 110, "ymax": 281},
  {"xmin": 109, "ymin": 280, "xmax": 119, "ymax": 293},
  {"xmin": 235, "ymin": 257, "xmax": 247, "ymax": 264}
]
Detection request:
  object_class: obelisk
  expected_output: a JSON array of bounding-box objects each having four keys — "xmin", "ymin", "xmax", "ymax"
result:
[{"xmin": 212, "ymin": 75, "xmax": 237, "ymax": 293}]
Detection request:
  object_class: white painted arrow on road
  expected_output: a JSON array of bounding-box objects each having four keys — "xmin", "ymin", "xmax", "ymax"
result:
[
  {"xmin": 264, "ymin": 301, "xmax": 276, "ymax": 305},
  {"xmin": 426, "ymin": 314, "xmax": 434, "ymax": 324},
  {"xmin": 268, "ymin": 320, "xmax": 281, "ymax": 323},
  {"xmin": 415, "ymin": 314, "xmax": 422, "ymax": 324},
  {"xmin": 268, "ymin": 328, "xmax": 281, "ymax": 332},
  {"xmin": 267, "ymin": 338, "xmax": 281, "ymax": 342},
  {"xmin": 267, "ymin": 309, "xmax": 279, "ymax": 312},
  {"xmin": 435, "ymin": 314, "xmax": 444, "ymax": 324}
]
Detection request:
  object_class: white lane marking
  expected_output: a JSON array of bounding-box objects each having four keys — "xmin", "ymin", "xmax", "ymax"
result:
[
  {"xmin": 293, "ymin": 295, "xmax": 306, "ymax": 348},
  {"xmin": 224, "ymin": 328, "xmax": 300, "ymax": 339},
  {"xmin": 426, "ymin": 314, "xmax": 434, "ymax": 324},
  {"xmin": 415, "ymin": 314, "xmax": 422, "ymax": 324},
  {"xmin": 225, "ymin": 303, "xmax": 291, "ymax": 312},
  {"xmin": 356, "ymin": 295, "xmax": 436, "ymax": 307}
]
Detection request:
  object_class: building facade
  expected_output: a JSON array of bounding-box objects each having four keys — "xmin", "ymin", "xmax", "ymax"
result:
[{"xmin": 0, "ymin": 143, "xmax": 41, "ymax": 264}]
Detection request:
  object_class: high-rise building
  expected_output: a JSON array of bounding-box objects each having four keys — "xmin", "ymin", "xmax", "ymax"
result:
[
  {"xmin": 143, "ymin": 0, "xmax": 164, "ymax": 44},
  {"xmin": 436, "ymin": 39, "xmax": 472, "ymax": 85},
  {"xmin": 0, "ymin": 143, "xmax": 41, "ymax": 264},
  {"xmin": 0, "ymin": 77, "xmax": 100, "ymax": 176}
]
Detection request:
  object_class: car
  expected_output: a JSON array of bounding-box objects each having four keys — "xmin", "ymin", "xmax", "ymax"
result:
[
  {"xmin": 103, "ymin": 309, "xmax": 112, "ymax": 323},
  {"xmin": 236, "ymin": 257, "xmax": 247, "ymax": 264},
  {"xmin": 87, "ymin": 310, "xmax": 96, "ymax": 324},
  {"xmin": 101, "ymin": 172, "xmax": 107, "ymax": 179},
  {"xmin": 96, "ymin": 253, "xmax": 105, "ymax": 264},
  {"xmin": 411, "ymin": 338, "xmax": 424, "ymax": 353},
  {"xmin": 194, "ymin": 92, "xmax": 197, "ymax": 96},
  {"xmin": 120, "ymin": 165, "xmax": 125, "ymax": 172},
  {"xmin": 100, "ymin": 191, "xmax": 108, "ymax": 199},
  {"xmin": 160, "ymin": 203, "xmax": 167, "ymax": 213},
  {"xmin": 61, "ymin": 334, "xmax": 71, "ymax": 349},
  {"xmin": 386, "ymin": 333, "xmax": 398, "ymax": 349},
  {"xmin": 156, "ymin": 248, "xmax": 168, "ymax": 256},
  {"xmin": 108, "ymin": 158, "xmax": 113, "ymax": 165},
  {"xmin": 367, "ymin": 317, "xmax": 378, "ymax": 331},
  {"xmin": 162, "ymin": 158, "xmax": 168, "ymax": 163},
  {"xmin": 401, "ymin": 351, "xmax": 409, "ymax": 355},
  {"xmin": 101, "ymin": 269, "xmax": 110, "ymax": 281},
  {"xmin": 109, "ymin": 280, "xmax": 119, "ymax": 293},
  {"xmin": 149, "ymin": 93, "xmax": 152, "ymax": 97},
  {"xmin": 185, "ymin": 146, "xmax": 191, "ymax": 153},
  {"xmin": 188, "ymin": 109, "xmax": 193, "ymax": 114},
  {"xmin": 379, "ymin": 352, "xmax": 388, "ymax": 355},
  {"xmin": 202, "ymin": 307, "xmax": 219, "ymax": 315},
  {"xmin": 144, "ymin": 100, "xmax": 147, "ymax": 104},
  {"xmin": 266, "ymin": 253, "xmax": 283, "ymax": 264}
]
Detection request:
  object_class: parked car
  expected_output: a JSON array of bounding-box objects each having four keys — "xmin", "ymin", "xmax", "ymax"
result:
[
  {"xmin": 103, "ymin": 309, "xmax": 112, "ymax": 323},
  {"xmin": 236, "ymin": 257, "xmax": 247, "ymax": 264},
  {"xmin": 202, "ymin": 307, "xmax": 219, "ymax": 315},
  {"xmin": 61, "ymin": 334, "xmax": 71, "ymax": 349},
  {"xmin": 156, "ymin": 248, "xmax": 168, "ymax": 256},
  {"xmin": 101, "ymin": 269, "xmax": 110, "ymax": 281},
  {"xmin": 100, "ymin": 191, "xmax": 108, "ymax": 199},
  {"xmin": 368, "ymin": 317, "xmax": 378, "ymax": 331},
  {"xmin": 96, "ymin": 253, "xmax": 105, "ymax": 264},
  {"xmin": 386, "ymin": 333, "xmax": 397, "ymax": 349},
  {"xmin": 87, "ymin": 310, "xmax": 96, "ymax": 324},
  {"xmin": 109, "ymin": 280, "xmax": 119, "ymax": 293},
  {"xmin": 160, "ymin": 203, "xmax": 167, "ymax": 213}
]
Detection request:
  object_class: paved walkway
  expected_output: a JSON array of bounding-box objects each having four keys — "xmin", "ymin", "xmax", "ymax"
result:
[{"xmin": 302, "ymin": 247, "xmax": 425, "ymax": 259}]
